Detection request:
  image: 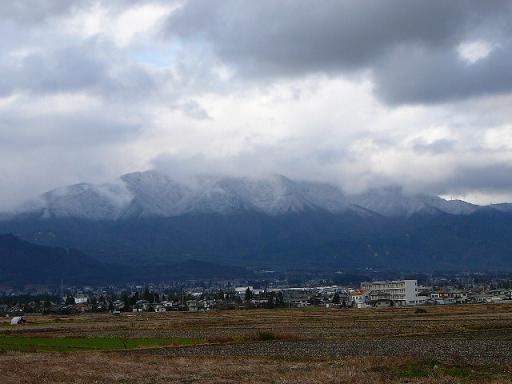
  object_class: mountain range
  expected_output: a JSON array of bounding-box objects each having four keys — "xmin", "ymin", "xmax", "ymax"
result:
[
  {"xmin": 4, "ymin": 170, "xmax": 499, "ymax": 219},
  {"xmin": 1, "ymin": 170, "xmax": 512, "ymax": 277}
]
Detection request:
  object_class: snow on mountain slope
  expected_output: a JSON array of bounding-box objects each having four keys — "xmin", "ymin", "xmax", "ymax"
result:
[
  {"xmin": 121, "ymin": 171, "xmax": 192, "ymax": 217},
  {"xmin": 6, "ymin": 170, "xmax": 486, "ymax": 220},
  {"xmin": 185, "ymin": 175, "xmax": 348, "ymax": 214},
  {"xmin": 38, "ymin": 181, "xmax": 132, "ymax": 220},
  {"xmin": 347, "ymin": 186, "xmax": 477, "ymax": 217}
]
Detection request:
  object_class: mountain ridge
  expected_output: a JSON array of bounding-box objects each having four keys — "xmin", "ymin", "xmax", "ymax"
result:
[
  {"xmin": 3, "ymin": 170, "xmax": 488, "ymax": 220},
  {"xmin": 0, "ymin": 234, "xmax": 254, "ymax": 286},
  {"xmin": 2, "ymin": 170, "xmax": 511, "ymax": 274}
]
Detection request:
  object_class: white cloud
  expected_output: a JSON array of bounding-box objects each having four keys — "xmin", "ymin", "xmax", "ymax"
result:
[
  {"xmin": 0, "ymin": 0, "xmax": 512, "ymax": 208},
  {"xmin": 457, "ymin": 40, "xmax": 495, "ymax": 64},
  {"xmin": 64, "ymin": 2, "xmax": 179, "ymax": 46}
]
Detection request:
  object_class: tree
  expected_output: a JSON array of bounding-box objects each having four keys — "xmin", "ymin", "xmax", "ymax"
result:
[
  {"xmin": 276, "ymin": 292, "xmax": 285, "ymax": 307},
  {"xmin": 143, "ymin": 287, "xmax": 151, "ymax": 301},
  {"xmin": 245, "ymin": 288, "xmax": 254, "ymax": 302},
  {"xmin": 129, "ymin": 292, "xmax": 139, "ymax": 305},
  {"xmin": 64, "ymin": 296, "xmax": 75, "ymax": 305},
  {"xmin": 332, "ymin": 292, "xmax": 341, "ymax": 304},
  {"xmin": 121, "ymin": 292, "xmax": 130, "ymax": 308},
  {"xmin": 266, "ymin": 291, "xmax": 276, "ymax": 308}
]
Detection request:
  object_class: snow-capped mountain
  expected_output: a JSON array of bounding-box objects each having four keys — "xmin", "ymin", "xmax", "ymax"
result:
[
  {"xmin": 182, "ymin": 174, "xmax": 348, "ymax": 215},
  {"xmin": 7, "ymin": 170, "xmax": 482, "ymax": 220},
  {"xmin": 120, "ymin": 171, "xmax": 192, "ymax": 218},
  {"xmin": 17, "ymin": 181, "xmax": 132, "ymax": 220},
  {"xmin": 349, "ymin": 186, "xmax": 477, "ymax": 217},
  {"xmin": 3, "ymin": 170, "xmax": 512, "ymax": 273}
]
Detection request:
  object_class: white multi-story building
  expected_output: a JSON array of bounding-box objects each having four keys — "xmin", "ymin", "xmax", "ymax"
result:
[{"xmin": 361, "ymin": 280, "xmax": 419, "ymax": 306}]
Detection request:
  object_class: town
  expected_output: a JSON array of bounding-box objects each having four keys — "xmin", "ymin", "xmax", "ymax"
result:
[{"xmin": 2, "ymin": 274, "xmax": 512, "ymax": 318}]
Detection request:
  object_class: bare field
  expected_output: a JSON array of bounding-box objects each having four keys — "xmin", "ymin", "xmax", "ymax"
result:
[{"xmin": 1, "ymin": 305, "xmax": 512, "ymax": 383}]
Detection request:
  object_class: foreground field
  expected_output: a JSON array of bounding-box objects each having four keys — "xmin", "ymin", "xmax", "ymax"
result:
[{"xmin": 1, "ymin": 304, "xmax": 512, "ymax": 383}]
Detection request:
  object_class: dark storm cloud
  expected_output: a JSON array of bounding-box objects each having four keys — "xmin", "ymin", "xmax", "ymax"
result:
[
  {"xmin": 0, "ymin": 40, "xmax": 159, "ymax": 100},
  {"xmin": 166, "ymin": 0, "xmax": 512, "ymax": 104},
  {"xmin": 0, "ymin": 44, "xmax": 107, "ymax": 96},
  {"xmin": 0, "ymin": 1, "xmax": 85, "ymax": 23},
  {"xmin": 374, "ymin": 41, "xmax": 512, "ymax": 104},
  {"xmin": 429, "ymin": 163, "xmax": 512, "ymax": 195}
]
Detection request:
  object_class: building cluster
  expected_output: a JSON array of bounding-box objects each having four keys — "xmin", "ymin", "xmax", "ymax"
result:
[{"xmin": 1, "ymin": 277, "xmax": 511, "ymax": 317}]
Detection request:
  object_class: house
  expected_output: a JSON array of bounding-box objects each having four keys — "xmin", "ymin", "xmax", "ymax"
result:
[
  {"xmin": 289, "ymin": 299, "xmax": 309, "ymax": 308},
  {"xmin": 372, "ymin": 298, "xmax": 395, "ymax": 307},
  {"xmin": 8, "ymin": 305, "xmax": 24, "ymax": 316},
  {"xmin": 112, "ymin": 300, "xmax": 125, "ymax": 311},
  {"xmin": 161, "ymin": 301, "xmax": 174, "ymax": 310},
  {"xmin": 279, "ymin": 287, "xmax": 316, "ymax": 306},
  {"xmin": 235, "ymin": 286, "xmax": 253, "ymax": 300},
  {"xmin": 135, "ymin": 300, "xmax": 151, "ymax": 311},
  {"xmin": 250, "ymin": 299, "xmax": 269, "ymax": 307},
  {"xmin": 186, "ymin": 300, "xmax": 200, "ymax": 312},
  {"xmin": 349, "ymin": 289, "xmax": 369, "ymax": 308},
  {"xmin": 416, "ymin": 295, "xmax": 428, "ymax": 305},
  {"xmin": 74, "ymin": 295, "xmax": 88, "ymax": 304}
]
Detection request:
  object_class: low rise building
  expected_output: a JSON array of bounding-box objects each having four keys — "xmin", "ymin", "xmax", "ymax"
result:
[{"xmin": 349, "ymin": 289, "xmax": 370, "ymax": 308}]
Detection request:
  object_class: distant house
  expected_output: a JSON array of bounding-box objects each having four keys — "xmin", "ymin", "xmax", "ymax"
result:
[
  {"xmin": 135, "ymin": 300, "xmax": 151, "ymax": 311},
  {"xmin": 10, "ymin": 316, "xmax": 26, "ymax": 325},
  {"xmin": 187, "ymin": 300, "xmax": 200, "ymax": 312},
  {"xmin": 372, "ymin": 298, "xmax": 395, "ymax": 307},
  {"xmin": 112, "ymin": 300, "xmax": 125, "ymax": 311},
  {"xmin": 74, "ymin": 295, "xmax": 88, "ymax": 304},
  {"xmin": 186, "ymin": 300, "xmax": 213, "ymax": 311},
  {"xmin": 250, "ymin": 299, "xmax": 269, "ymax": 307},
  {"xmin": 289, "ymin": 299, "xmax": 309, "ymax": 308},
  {"xmin": 349, "ymin": 289, "xmax": 369, "ymax": 308},
  {"xmin": 235, "ymin": 286, "xmax": 253, "ymax": 300}
]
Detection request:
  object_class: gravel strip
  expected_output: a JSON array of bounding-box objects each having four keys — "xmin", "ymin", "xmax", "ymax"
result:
[{"xmin": 132, "ymin": 337, "xmax": 512, "ymax": 364}]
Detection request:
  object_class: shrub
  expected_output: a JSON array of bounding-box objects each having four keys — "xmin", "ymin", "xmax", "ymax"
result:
[
  {"xmin": 255, "ymin": 331, "xmax": 275, "ymax": 341},
  {"xmin": 206, "ymin": 335, "xmax": 235, "ymax": 344}
]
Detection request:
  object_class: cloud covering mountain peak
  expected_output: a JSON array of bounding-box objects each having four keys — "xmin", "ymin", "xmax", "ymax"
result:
[{"xmin": 5, "ymin": 170, "xmax": 485, "ymax": 220}]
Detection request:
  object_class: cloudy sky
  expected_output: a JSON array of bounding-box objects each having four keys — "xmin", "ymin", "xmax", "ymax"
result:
[{"xmin": 1, "ymin": 0, "xmax": 512, "ymax": 209}]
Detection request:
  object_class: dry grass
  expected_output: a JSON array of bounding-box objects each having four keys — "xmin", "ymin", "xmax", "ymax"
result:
[
  {"xmin": 1, "ymin": 304, "xmax": 512, "ymax": 383},
  {"xmin": 0, "ymin": 352, "xmax": 468, "ymax": 384},
  {"xmin": 1, "ymin": 352, "xmax": 511, "ymax": 384},
  {"xmin": 3, "ymin": 304, "xmax": 512, "ymax": 340}
]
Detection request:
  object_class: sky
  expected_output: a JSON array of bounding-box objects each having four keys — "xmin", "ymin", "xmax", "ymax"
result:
[{"xmin": 1, "ymin": 0, "xmax": 512, "ymax": 209}]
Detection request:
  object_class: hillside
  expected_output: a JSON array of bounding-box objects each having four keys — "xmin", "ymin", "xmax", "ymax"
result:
[
  {"xmin": 1, "ymin": 171, "xmax": 511, "ymax": 274},
  {"xmin": 0, "ymin": 234, "xmax": 253, "ymax": 286},
  {"xmin": 2, "ymin": 209, "xmax": 512, "ymax": 273},
  {"xmin": 0, "ymin": 234, "xmax": 111, "ymax": 286}
]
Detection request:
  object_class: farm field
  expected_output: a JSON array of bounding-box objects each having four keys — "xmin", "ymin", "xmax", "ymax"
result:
[{"xmin": 1, "ymin": 304, "xmax": 512, "ymax": 383}]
